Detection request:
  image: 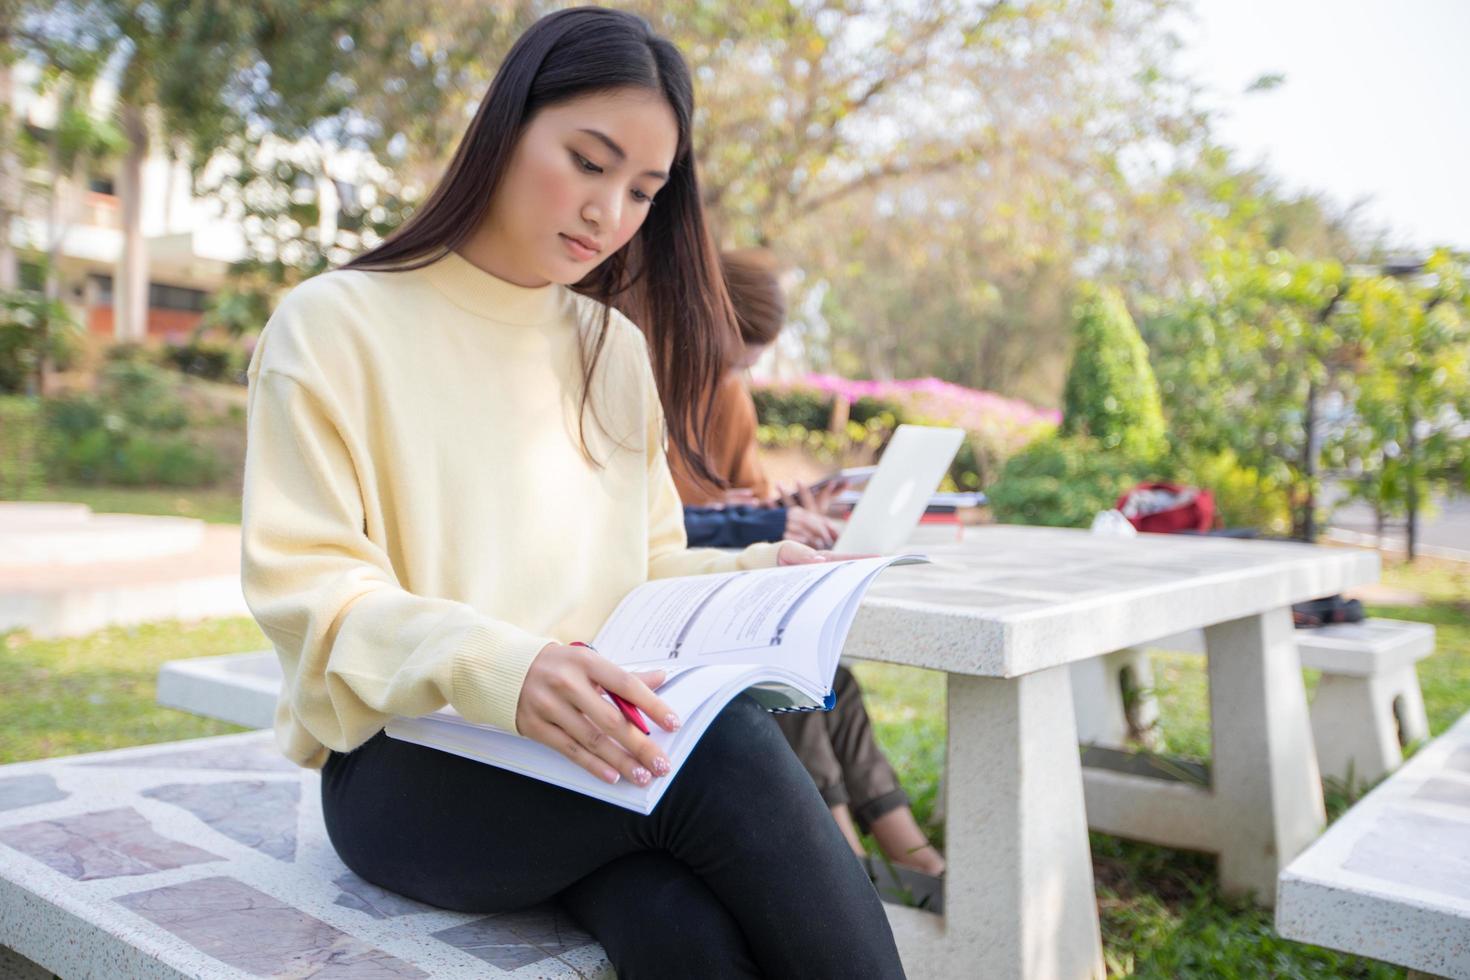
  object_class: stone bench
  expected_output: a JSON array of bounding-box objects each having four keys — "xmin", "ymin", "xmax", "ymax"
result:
[
  {"xmin": 1295, "ymin": 619, "xmax": 1434, "ymax": 786},
  {"xmin": 0, "ymin": 731, "xmax": 610, "ymax": 979},
  {"xmin": 1072, "ymin": 619, "xmax": 1435, "ymax": 786},
  {"xmin": 157, "ymin": 650, "xmax": 280, "ymax": 731},
  {"xmin": 1275, "ymin": 711, "xmax": 1470, "ymax": 978}
]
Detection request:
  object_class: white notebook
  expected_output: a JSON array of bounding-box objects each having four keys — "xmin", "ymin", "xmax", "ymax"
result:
[{"xmin": 386, "ymin": 554, "xmax": 924, "ymax": 813}]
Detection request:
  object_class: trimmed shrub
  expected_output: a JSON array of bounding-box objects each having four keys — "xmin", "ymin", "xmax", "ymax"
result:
[{"xmin": 1061, "ymin": 285, "xmax": 1167, "ymax": 461}]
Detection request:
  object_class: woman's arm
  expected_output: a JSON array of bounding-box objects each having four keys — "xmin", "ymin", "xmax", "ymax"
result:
[
  {"xmin": 242, "ymin": 369, "xmax": 558, "ymax": 750},
  {"xmin": 245, "ymin": 324, "xmax": 682, "ymax": 786},
  {"xmin": 682, "ymin": 505, "xmax": 789, "ymax": 548}
]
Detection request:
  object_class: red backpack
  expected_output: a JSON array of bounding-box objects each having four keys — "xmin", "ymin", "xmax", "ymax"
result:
[{"xmin": 1116, "ymin": 482, "xmax": 1216, "ymax": 533}]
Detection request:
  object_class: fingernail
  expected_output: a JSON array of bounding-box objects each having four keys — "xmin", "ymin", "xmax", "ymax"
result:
[
  {"xmin": 632, "ymin": 767, "xmax": 652, "ymax": 786},
  {"xmin": 652, "ymin": 756, "xmax": 671, "ymax": 776},
  {"xmin": 665, "ymin": 713, "xmax": 681, "ymax": 731},
  {"xmin": 605, "ymin": 769, "xmax": 620, "ymax": 784}
]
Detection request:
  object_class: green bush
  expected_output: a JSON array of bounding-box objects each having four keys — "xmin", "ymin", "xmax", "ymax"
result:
[
  {"xmin": 750, "ymin": 386, "xmax": 834, "ymax": 431},
  {"xmin": 0, "ymin": 290, "xmax": 81, "ymax": 395},
  {"xmin": 163, "ymin": 339, "xmax": 244, "ymax": 383},
  {"xmin": 847, "ymin": 396, "xmax": 905, "ymax": 428},
  {"xmin": 986, "ymin": 433, "xmax": 1160, "ymax": 528},
  {"xmin": 1176, "ymin": 448, "xmax": 1293, "ymax": 535},
  {"xmin": 1061, "ymin": 285, "xmax": 1167, "ymax": 460},
  {"xmin": 0, "ymin": 395, "xmax": 45, "ymax": 496},
  {"xmin": 42, "ymin": 359, "xmax": 222, "ymax": 487}
]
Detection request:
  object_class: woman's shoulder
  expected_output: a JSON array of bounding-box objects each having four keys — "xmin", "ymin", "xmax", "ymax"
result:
[
  {"xmin": 269, "ymin": 266, "xmax": 396, "ymax": 323},
  {"xmin": 567, "ymin": 291, "xmax": 645, "ymax": 342},
  {"xmin": 252, "ymin": 268, "xmax": 401, "ymax": 380},
  {"xmin": 568, "ymin": 292, "xmax": 655, "ymax": 371}
]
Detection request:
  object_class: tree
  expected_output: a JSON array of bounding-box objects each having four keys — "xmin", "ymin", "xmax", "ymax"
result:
[
  {"xmin": 623, "ymin": 0, "xmax": 1206, "ymax": 399},
  {"xmin": 1143, "ymin": 246, "xmax": 1354, "ymax": 539},
  {"xmin": 36, "ymin": 0, "xmax": 499, "ymax": 341},
  {"xmin": 24, "ymin": 42, "xmax": 122, "ymax": 301},
  {"xmin": 195, "ymin": 135, "xmax": 420, "ymax": 337},
  {"xmin": 1337, "ymin": 250, "xmax": 1470, "ymax": 560}
]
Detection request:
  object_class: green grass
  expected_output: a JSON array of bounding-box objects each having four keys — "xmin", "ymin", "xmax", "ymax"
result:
[
  {"xmin": 11, "ymin": 482, "xmax": 244, "ymax": 524},
  {"xmin": 2, "ymin": 552, "xmax": 1463, "ymax": 977},
  {"xmin": 0, "ymin": 617, "xmax": 261, "ymax": 764}
]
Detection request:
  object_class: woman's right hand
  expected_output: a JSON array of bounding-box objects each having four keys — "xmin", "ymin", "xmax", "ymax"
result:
[
  {"xmin": 515, "ymin": 643, "xmax": 679, "ymax": 787},
  {"xmin": 782, "ymin": 505, "xmax": 840, "ymax": 550}
]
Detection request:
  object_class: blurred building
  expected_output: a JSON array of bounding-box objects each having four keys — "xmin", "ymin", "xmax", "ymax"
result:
[{"xmin": 8, "ymin": 61, "xmax": 244, "ymax": 344}]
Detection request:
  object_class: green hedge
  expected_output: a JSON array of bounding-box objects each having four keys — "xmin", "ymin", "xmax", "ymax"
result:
[
  {"xmin": 752, "ymin": 389, "xmax": 996, "ymax": 491},
  {"xmin": 0, "ymin": 395, "xmax": 45, "ymax": 496},
  {"xmin": 42, "ymin": 359, "xmax": 222, "ymax": 487}
]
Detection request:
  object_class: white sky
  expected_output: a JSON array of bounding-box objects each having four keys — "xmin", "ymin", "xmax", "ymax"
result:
[{"xmin": 1180, "ymin": 0, "xmax": 1470, "ymax": 253}]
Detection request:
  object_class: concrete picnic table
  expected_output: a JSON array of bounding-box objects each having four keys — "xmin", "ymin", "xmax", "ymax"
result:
[{"xmin": 844, "ymin": 523, "xmax": 1380, "ymax": 980}]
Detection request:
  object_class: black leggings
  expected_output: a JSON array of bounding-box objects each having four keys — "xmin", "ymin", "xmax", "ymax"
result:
[{"xmin": 321, "ymin": 695, "xmax": 907, "ymax": 979}]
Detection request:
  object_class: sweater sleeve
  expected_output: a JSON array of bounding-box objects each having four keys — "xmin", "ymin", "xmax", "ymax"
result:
[
  {"xmin": 241, "ymin": 367, "xmax": 556, "ymax": 761},
  {"xmin": 683, "ymin": 505, "xmax": 789, "ymax": 548}
]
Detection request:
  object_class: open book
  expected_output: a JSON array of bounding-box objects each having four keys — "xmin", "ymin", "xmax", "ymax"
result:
[{"xmin": 385, "ymin": 555, "xmax": 924, "ymax": 813}]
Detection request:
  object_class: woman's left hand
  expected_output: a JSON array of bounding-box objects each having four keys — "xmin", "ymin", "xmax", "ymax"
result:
[{"xmin": 776, "ymin": 542, "xmax": 874, "ymax": 565}]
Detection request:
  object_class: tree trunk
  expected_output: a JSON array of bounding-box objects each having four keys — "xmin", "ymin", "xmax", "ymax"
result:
[
  {"xmin": 0, "ymin": 59, "xmax": 18, "ymax": 291},
  {"xmin": 1405, "ymin": 410, "xmax": 1419, "ymax": 562},
  {"xmin": 116, "ymin": 101, "xmax": 149, "ymax": 343},
  {"xmin": 1301, "ymin": 380, "xmax": 1317, "ymax": 542},
  {"xmin": 44, "ymin": 142, "xmax": 63, "ymax": 299}
]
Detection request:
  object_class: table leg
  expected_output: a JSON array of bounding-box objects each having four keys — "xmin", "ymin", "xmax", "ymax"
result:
[
  {"xmin": 1206, "ymin": 606, "xmax": 1326, "ymax": 904},
  {"xmin": 887, "ymin": 666, "xmax": 1104, "ymax": 979}
]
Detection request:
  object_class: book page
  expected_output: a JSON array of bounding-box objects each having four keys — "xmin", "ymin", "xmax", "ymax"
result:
[
  {"xmin": 594, "ymin": 561, "xmax": 849, "ymax": 665},
  {"xmin": 594, "ymin": 557, "xmax": 918, "ymax": 671}
]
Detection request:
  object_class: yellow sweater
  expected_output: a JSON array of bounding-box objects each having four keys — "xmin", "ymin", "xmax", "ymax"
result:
[{"xmin": 241, "ymin": 251, "xmax": 783, "ymax": 768}]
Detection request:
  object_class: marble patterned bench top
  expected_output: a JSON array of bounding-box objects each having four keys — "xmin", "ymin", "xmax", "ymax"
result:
[
  {"xmin": 0, "ymin": 731, "xmax": 610, "ymax": 979},
  {"xmin": 1276, "ymin": 711, "xmax": 1470, "ymax": 976},
  {"xmin": 844, "ymin": 525, "xmax": 1380, "ymax": 676}
]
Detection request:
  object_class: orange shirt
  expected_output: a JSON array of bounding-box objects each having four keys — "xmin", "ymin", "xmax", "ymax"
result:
[{"xmin": 669, "ymin": 374, "xmax": 772, "ymax": 506}]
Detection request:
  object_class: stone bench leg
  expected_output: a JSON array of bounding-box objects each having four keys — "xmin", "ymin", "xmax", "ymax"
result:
[
  {"xmin": 1207, "ymin": 607, "xmax": 1326, "ymax": 904},
  {"xmin": 889, "ymin": 666, "xmax": 1104, "ymax": 979},
  {"xmin": 1310, "ymin": 664, "xmax": 1430, "ymax": 787},
  {"xmin": 1071, "ymin": 647, "xmax": 1159, "ymax": 750}
]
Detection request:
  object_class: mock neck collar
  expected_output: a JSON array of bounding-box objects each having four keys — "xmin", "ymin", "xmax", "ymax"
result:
[{"xmin": 420, "ymin": 250, "xmax": 568, "ymax": 325}]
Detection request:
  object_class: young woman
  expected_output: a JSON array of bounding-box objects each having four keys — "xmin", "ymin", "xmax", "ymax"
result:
[{"xmin": 239, "ymin": 8, "xmax": 905, "ymax": 978}]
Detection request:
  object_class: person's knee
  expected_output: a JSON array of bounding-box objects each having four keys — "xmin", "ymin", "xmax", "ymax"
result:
[
  {"xmin": 693, "ymin": 696, "xmax": 796, "ymax": 775},
  {"xmin": 682, "ymin": 696, "xmax": 831, "ymax": 817}
]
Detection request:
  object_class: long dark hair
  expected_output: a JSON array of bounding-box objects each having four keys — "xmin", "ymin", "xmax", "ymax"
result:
[{"xmin": 343, "ymin": 7, "xmax": 732, "ymax": 486}]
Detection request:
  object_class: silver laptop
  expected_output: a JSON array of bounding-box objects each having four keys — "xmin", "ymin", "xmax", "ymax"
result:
[{"xmin": 834, "ymin": 424, "xmax": 966, "ymax": 554}]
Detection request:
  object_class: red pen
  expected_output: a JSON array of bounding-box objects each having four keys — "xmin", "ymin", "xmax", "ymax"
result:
[{"xmin": 570, "ymin": 641, "xmax": 651, "ymax": 735}]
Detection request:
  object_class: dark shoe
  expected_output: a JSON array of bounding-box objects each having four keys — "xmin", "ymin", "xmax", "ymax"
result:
[
  {"xmin": 1292, "ymin": 595, "xmax": 1364, "ymax": 628},
  {"xmin": 864, "ymin": 854, "xmax": 944, "ymax": 915}
]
